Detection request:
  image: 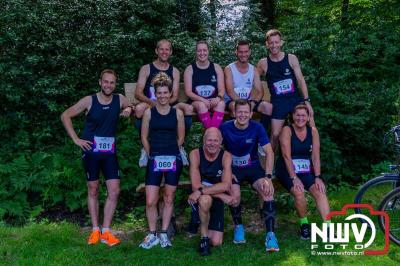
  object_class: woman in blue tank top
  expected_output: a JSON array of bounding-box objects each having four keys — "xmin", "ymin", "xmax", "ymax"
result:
[
  {"xmin": 139, "ymin": 72, "xmax": 185, "ymax": 249},
  {"xmin": 184, "ymin": 40, "xmax": 226, "ymax": 129},
  {"xmin": 276, "ymin": 103, "xmax": 330, "ymax": 240}
]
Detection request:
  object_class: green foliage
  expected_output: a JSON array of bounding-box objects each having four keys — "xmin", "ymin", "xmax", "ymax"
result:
[{"xmin": 1, "ymin": 0, "xmax": 400, "ymax": 223}]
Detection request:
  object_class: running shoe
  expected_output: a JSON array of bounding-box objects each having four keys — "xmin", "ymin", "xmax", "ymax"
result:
[
  {"xmin": 179, "ymin": 146, "xmax": 189, "ymax": 166},
  {"xmin": 300, "ymin": 223, "xmax": 311, "ymax": 240},
  {"xmin": 100, "ymin": 230, "xmax": 120, "ymax": 247},
  {"xmin": 265, "ymin": 232, "xmax": 279, "ymax": 252},
  {"xmin": 233, "ymin": 224, "xmax": 246, "ymax": 244},
  {"xmin": 87, "ymin": 229, "xmax": 101, "ymax": 245},
  {"xmin": 139, "ymin": 233, "xmax": 159, "ymax": 249},
  {"xmin": 138, "ymin": 148, "xmax": 148, "ymax": 168},
  {"xmin": 199, "ymin": 237, "xmax": 211, "ymax": 256},
  {"xmin": 258, "ymin": 145, "xmax": 266, "ymax": 157},
  {"xmin": 159, "ymin": 233, "xmax": 172, "ymax": 248}
]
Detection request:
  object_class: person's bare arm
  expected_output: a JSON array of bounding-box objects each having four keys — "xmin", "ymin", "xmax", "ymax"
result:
[
  {"xmin": 209, "ymin": 63, "xmax": 225, "ymax": 108},
  {"xmin": 224, "ymin": 65, "xmax": 238, "ymax": 100},
  {"xmin": 252, "ymin": 67, "xmax": 264, "ymax": 102},
  {"xmin": 256, "ymin": 58, "xmax": 268, "ymax": 76},
  {"xmin": 170, "ymin": 67, "xmax": 180, "ymax": 104},
  {"xmin": 263, "ymin": 143, "xmax": 274, "ymax": 175},
  {"xmin": 280, "ymin": 126, "xmax": 304, "ymax": 192},
  {"xmin": 60, "ymin": 96, "xmax": 92, "ymax": 151},
  {"xmin": 184, "ymin": 65, "xmax": 208, "ymax": 104},
  {"xmin": 140, "ymin": 108, "xmax": 151, "ymax": 155},
  {"xmin": 176, "ymin": 109, "xmax": 185, "ymax": 147},
  {"xmin": 119, "ymin": 94, "xmax": 134, "ymax": 117},
  {"xmin": 135, "ymin": 64, "xmax": 155, "ymax": 106}
]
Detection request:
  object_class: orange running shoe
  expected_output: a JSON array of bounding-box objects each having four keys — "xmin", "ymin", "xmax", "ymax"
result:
[
  {"xmin": 87, "ymin": 230, "xmax": 101, "ymax": 245},
  {"xmin": 100, "ymin": 230, "xmax": 120, "ymax": 247}
]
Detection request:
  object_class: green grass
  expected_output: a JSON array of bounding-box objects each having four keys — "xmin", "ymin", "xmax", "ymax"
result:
[{"xmin": 0, "ymin": 188, "xmax": 399, "ymax": 266}]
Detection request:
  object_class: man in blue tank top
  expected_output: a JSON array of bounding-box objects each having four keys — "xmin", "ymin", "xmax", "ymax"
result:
[
  {"xmin": 224, "ymin": 40, "xmax": 272, "ymax": 126},
  {"xmin": 220, "ymin": 99, "xmax": 280, "ymax": 252},
  {"xmin": 188, "ymin": 127, "xmax": 233, "ymax": 256},
  {"xmin": 257, "ymin": 29, "xmax": 315, "ymax": 151},
  {"xmin": 61, "ymin": 69, "xmax": 133, "ymax": 247}
]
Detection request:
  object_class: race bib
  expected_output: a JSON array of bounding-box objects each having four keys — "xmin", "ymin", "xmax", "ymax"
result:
[
  {"xmin": 195, "ymin": 85, "xmax": 216, "ymax": 98},
  {"xmin": 93, "ymin": 136, "xmax": 115, "ymax": 153},
  {"xmin": 273, "ymin": 79, "xmax": 295, "ymax": 95},
  {"xmin": 232, "ymin": 154, "xmax": 251, "ymax": 167},
  {"xmin": 148, "ymin": 86, "xmax": 156, "ymax": 101},
  {"xmin": 292, "ymin": 159, "xmax": 311, "ymax": 174},
  {"xmin": 153, "ymin": 155, "xmax": 176, "ymax": 172},
  {"xmin": 234, "ymin": 87, "xmax": 252, "ymax": 99}
]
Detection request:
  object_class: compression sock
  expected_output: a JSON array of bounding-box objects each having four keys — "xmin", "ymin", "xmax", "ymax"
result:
[
  {"xmin": 229, "ymin": 204, "xmax": 243, "ymax": 225},
  {"xmin": 198, "ymin": 112, "xmax": 211, "ymax": 128},
  {"xmin": 263, "ymin": 200, "xmax": 276, "ymax": 232},
  {"xmin": 210, "ymin": 111, "xmax": 225, "ymax": 128},
  {"xmin": 191, "ymin": 203, "xmax": 200, "ymax": 224},
  {"xmin": 300, "ymin": 217, "xmax": 309, "ymax": 225}
]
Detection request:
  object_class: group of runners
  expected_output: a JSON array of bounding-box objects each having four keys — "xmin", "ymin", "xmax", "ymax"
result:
[{"xmin": 61, "ymin": 29, "xmax": 331, "ymax": 255}]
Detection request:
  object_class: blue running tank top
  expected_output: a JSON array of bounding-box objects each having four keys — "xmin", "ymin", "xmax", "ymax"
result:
[
  {"xmin": 277, "ymin": 125, "xmax": 313, "ymax": 175},
  {"xmin": 266, "ymin": 53, "xmax": 299, "ymax": 100},
  {"xmin": 199, "ymin": 147, "xmax": 224, "ymax": 185},
  {"xmin": 220, "ymin": 120, "xmax": 269, "ymax": 168},
  {"xmin": 149, "ymin": 107, "xmax": 179, "ymax": 156},
  {"xmin": 82, "ymin": 94, "xmax": 120, "ymax": 153},
  {"xmin": 290, "ymin": 125, "xmax": 312, "ymax": 159},
  {"xmin": 192, "ymin": 62, "xmax": 218, "ymax": 99},
  {"xmin": 144, "ymin": 63, "xmax": 174, "ymax": 101}
]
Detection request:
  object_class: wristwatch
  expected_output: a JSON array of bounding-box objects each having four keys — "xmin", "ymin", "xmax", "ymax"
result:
[
  {"xmin": 304, "ymin": 97, "xmax": 311, "ymax": 103},
  {"xmin": 265, "ymin": 174, "xmax": 272, "ymax": 179},
  {"xmin": 198, "ymin": 187, "xmax": 204, "ymax": 195}
]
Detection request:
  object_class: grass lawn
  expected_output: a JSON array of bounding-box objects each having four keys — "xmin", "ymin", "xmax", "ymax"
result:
[{"xmin": 0, "ymin": 188, "xmax": 399, "ymax": 266}]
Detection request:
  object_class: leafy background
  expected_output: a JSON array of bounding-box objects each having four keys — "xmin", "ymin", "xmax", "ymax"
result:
[{"xmin": 0, "ymin": 0, "xmax": 399, "ymax": 223}]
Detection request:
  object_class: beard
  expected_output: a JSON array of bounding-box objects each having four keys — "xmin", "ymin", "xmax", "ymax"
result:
[{"xmin": 101, "ymin": 88, "xmax": 112, "ymax": 96}]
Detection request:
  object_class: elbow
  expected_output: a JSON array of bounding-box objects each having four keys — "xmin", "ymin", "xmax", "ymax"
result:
[{"xmin": 60, "ymin": 112, "xmax": 66, "ymax": 123}]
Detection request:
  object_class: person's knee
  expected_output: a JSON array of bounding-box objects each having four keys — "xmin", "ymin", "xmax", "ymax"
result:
[
  {"xmin": 310, "ymin": 187, "xmax": 326, "ymax": 200},
  {"xmin": 88, "ymin": 185, "xmax": 99, "ymax": 198},
  {"xmin": 163, "ymin": 191, "xmax": 176, "ymax": 206},
  {"xmin": 146, "ymin": 197, "xmax": 158, "ymax": 209},
  {"xmin": 210, "ymin": 236, "xmax": 223, "ymax": 246},
  {"xmin": 107, "ymin": 186, "xmax": 120, "ymax": 201},
  {"xmin": 198, "ymin": 195, "xmax": 212, "ymax": 209},
  {"xmin": 292, "ymin": 189, "xmax": 306, "ymax": 201},
  {"xmin": 216, "ymin": 100, "xmax": 225, "ymax": 109}
]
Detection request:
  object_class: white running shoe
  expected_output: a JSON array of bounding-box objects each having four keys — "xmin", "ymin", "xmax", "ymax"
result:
[
  {"xmin": 179, "ymin": 146, "xmax": 189, "ymax": 166},
  {"xmin": 139, "ymin": 233, "xmax": 159, "ymax": 249},
  {"xmin": 159, "ymin": 233, "xmax": 172, "ymax": 248},
  {"xmin": 139, "ymin": 148, "xmax": 148, "ymax": 168}
]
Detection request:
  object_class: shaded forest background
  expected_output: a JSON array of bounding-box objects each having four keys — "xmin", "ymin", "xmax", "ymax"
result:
[{"xmin": 0, "ymin": 0, "xmax": 399, "ymax": 223}]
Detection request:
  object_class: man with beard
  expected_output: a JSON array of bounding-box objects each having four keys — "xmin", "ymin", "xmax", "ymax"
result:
[
  {"xmin": 224, "ymin": 40, "xmax": 272, "ymax": 124},
  {"xmin": 61, "ymin": 69, "xmax": 133, "ymax": 246}
]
